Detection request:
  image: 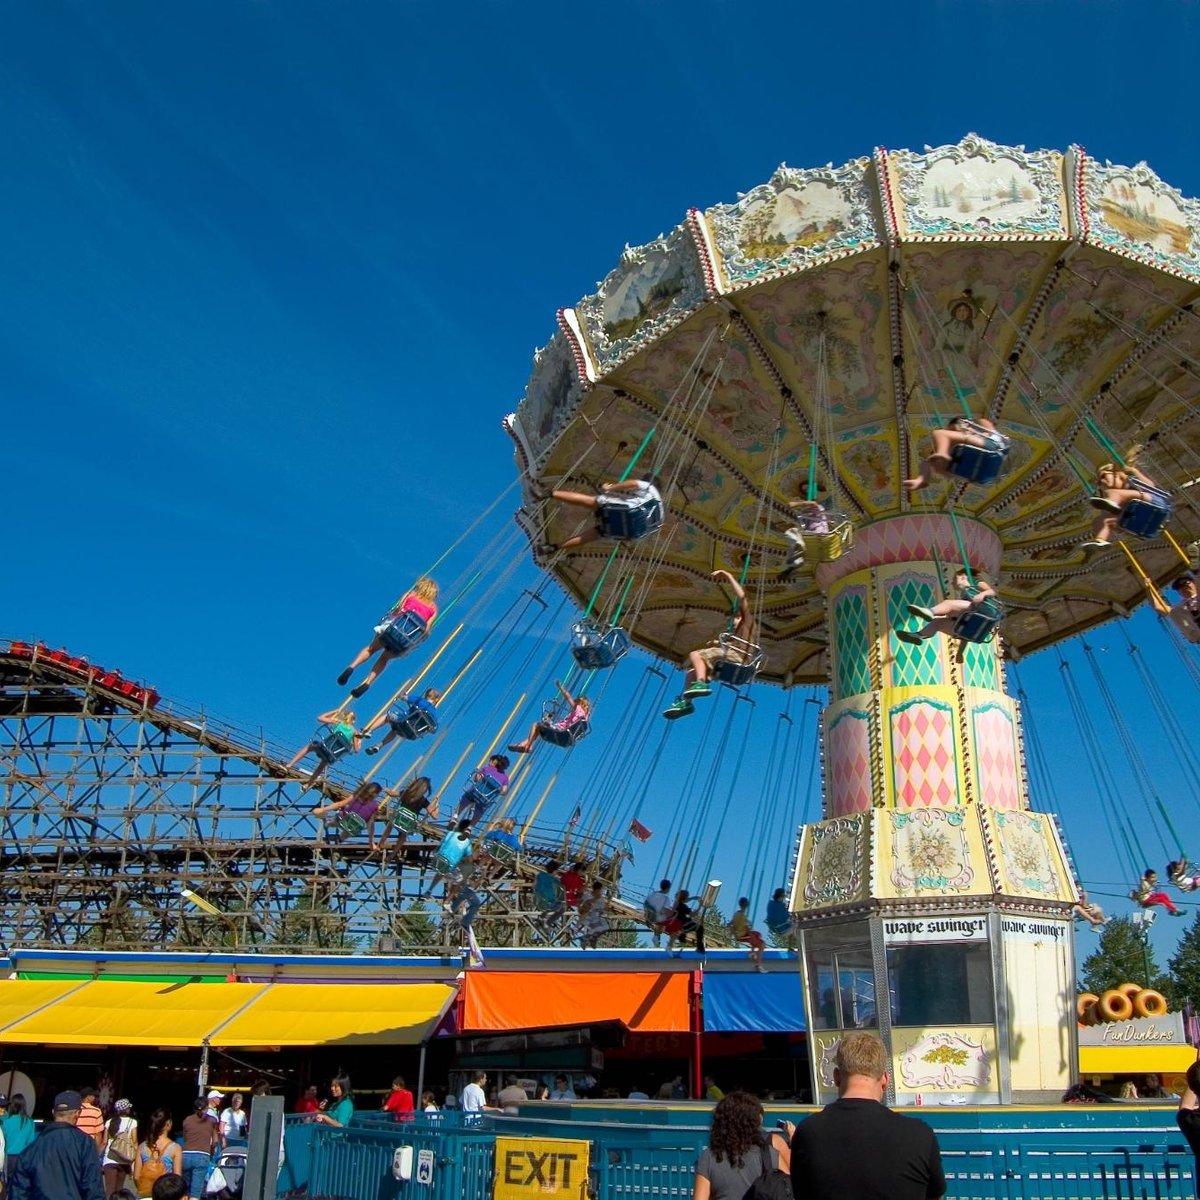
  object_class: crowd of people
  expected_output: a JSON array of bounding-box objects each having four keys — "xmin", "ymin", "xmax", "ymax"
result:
[{"xmin": 0, "ymin": 1081, "xmax": 266, "ymax": 1200}]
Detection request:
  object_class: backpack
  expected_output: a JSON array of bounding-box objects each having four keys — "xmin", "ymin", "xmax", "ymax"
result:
[
  {"xmin": 742, "ymin": 1142, "xmax": 793, "ymax": 1200},
  {"xmin": 109, "ymin": 1121, "xmax": 138, "ymax": 1165},
  {"xmin": 136, "ymin": 1144, "xmax": 167, "ymax": 1197}
]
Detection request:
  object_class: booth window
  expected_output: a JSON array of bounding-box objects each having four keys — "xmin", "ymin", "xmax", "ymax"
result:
[
  {"xmin": 886, "ymin": 942, "xmax": 994, "ymax": 1027},
  {"xmin": 804, "ymin": 922, "xmax": 876, "ymax": 1031}
]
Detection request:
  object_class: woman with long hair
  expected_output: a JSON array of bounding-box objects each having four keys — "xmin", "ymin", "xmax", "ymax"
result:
[
  {"xmin": 1, "ymin": 1094, "xmax": 36, "ymax": 1159},
  {"xmin": 692, "ymin": 1091, "xmax": 792, "ymax": 1200},
  {"xmin": 338, "ymin": 578, "xmax": 440, "ymax": 698},
  {"xmin": 311, "ymin": 780, "xmax": 385, "ymax": 842},
  {"xmin": 376, "ymin": 775, "xmax": 435, "ymax": 852},
  {"xmin": 313, "ymin": 1074, "xmax": 354, "ymax": 1128},
  {"xmin": 286, "ymin": 709, "xmax": 364, "ymax": 791},
  {"xmin": 135, "ymin": 1108, "xmax": 182, "ymax": 1199}
]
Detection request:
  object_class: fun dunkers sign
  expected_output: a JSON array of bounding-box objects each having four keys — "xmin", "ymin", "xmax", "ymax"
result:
[{"xmin": 1077, "ymin": 1011, "xmax": 1186, "ymax": 1046}]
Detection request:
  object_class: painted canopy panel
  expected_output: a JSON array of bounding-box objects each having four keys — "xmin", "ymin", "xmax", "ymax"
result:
[
  {"xmin": 703, "ymin": 972, "xmax": 806, "ymax": 1034},
  {"xmin": 461, "ymin": 971, "xmax": 690, "ymax": 1033},
  {"xmin": 212, "ymin": 982, "xmax": 455, "ymax": 1047},
  {"xmin": 508, "ymin": 136, "xmax": 1200, "ymax": 683},
  {"xmin": 0, "ymin": 980, "xmax": 85, "ymax": 1035},
  {"xmin": 0, "ymin": 980, "xmax": 267, "ymax": 1047}
]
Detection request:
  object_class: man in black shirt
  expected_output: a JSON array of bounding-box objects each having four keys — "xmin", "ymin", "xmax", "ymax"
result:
[
  {"xmin": 1176, "ymin": 1059, "xmax": 1200, "ymax": 1172},
  {"xmin": 790, "ymin": 1031, "xmax": 945, "ymax": 1200}
]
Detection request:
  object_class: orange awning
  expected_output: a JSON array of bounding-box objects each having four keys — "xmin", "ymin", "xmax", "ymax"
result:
[{"xmin": 461, "ymin": 971, "xmax": 690, "ymax": 1033}]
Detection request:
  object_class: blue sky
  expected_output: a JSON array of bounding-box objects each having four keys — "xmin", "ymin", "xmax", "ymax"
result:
[{"xmin": 4, "ymin": 0, "xmax": 1200, "ymax": 963}]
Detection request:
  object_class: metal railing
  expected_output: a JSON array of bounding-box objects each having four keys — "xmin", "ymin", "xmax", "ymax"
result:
[{"xmin": 286, "ymin": 1111, "xmax": 1198, "ymax": 1200}]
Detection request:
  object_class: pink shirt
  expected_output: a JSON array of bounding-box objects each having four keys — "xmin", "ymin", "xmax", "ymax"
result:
[{"xmin": 400, "ymin": 595, "xmax": 436, "ymax": 624}]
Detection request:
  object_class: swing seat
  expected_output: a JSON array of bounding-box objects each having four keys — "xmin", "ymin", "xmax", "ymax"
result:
[
  {"xmin": 595, "ymin": 493, "xmax": 665, "ymax": 540},
  {"xmin": 389, "ymin": 805, "xmax": 423, "ymax": 835},
  {"xmin": 1118, "ymin": 484, "xmax": 1172, "ymax": 539},
  {"xmin": 537, "ymin": 718, "xmax": 591, "ymax": 747},
  {"xmin": 952, "ymin": 597, "xmax": 1004, "ymax": 643},
  {"xmin": 537, "ymin": 698, "xmax": 591, "ymax": 747},
  {"xmin": 432, "ymin": 852, "xmax": 460, "ymax": 879},
  {"xmin": 711, "ymin": 632, "xmax": 765, "ymax": 686},
  {"xmin": 948, "ymin": 426, "xmax": 1011, "ymax": 485},
  {"xmin": 388, "ymin": 701, "xmax": 438, "ymax": 740},
  {"xmin": 570, "ymin": 620, "xmax": 631, "ymax": 669},
  {"xmin": 1169, "ymin": 606, "xmax": 1200, "ymax": 645},
  {"xmin": 379, "ymin": 609, "xmax": 430, "ymax": 655},
  {"xmin": 434, "ymin": 832, "xmax": 471, "ymax": 877},
  {"xmin": 803, "ymin": 514, "xmax": 855, "ymax": 564},
  {"xmin": 483, "ymin": 839, "xmax": 519, "ymax": 867},
  {"xmin": 338, "ymin": 812, "xmax": 367, "ymax": 838},
  {"xmin": 464, "ymin": 772, "xmax": 505, "ymax": 810},
  {"xmin": 534, "ymin": 885, "xmax": 565, "ymax": 914},
  {"xmin": 312, "ymin": 728, "xmax": 354, "ymax": 765}
]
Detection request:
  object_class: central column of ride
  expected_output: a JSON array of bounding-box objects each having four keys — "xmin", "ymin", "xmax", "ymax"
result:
[{"xmin": 792, "ymin": 514, "xmax": 1078, "ymax": 1105}]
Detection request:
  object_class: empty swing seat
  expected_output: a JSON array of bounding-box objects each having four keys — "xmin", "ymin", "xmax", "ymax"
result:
[
  {"xmin": 1117, "ymin": 482, "xmax": 1173, "ymax": 539},
  {"xmin": 536, "ymin": 699, "xmax": 590, "ymax": 747},
  {"xmin": 711, "ymin": 632, "xmax": 765, "ymax": 686},
  {"xmin": 595, "ymin": 494, "xmax": 665, "ymax": 540},
  {"xmin": 952, "ymin": 596, "xmax": 1004, "ymax": 643},
  {"xmin": 947, "ymin": 423, "xmax": 1011, "ymax": 485},
  {"xmin": 312, "ymin": 728, "xmax": 355, "ymax": 765},
  {"xmin": 570, "ymin": 620, "xmax": 631, "ymax": 669},
  {"xmin": 388, "ymin": 701, "xmax": 439, "ymax": 740},
  {"xmin": 379, "ymin": 609, "xmax": 430, "ymax": 655}
]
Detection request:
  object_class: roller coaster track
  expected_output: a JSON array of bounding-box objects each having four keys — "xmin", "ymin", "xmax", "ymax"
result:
[{"xmin": 0, "ymin": 641, "xmax": 634, "ymax": 954}]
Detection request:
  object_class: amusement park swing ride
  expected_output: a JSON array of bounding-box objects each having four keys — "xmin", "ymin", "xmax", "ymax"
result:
[{"xmin": 8, "ymin": 134, "xmax": 1200, "ymax": 1101}]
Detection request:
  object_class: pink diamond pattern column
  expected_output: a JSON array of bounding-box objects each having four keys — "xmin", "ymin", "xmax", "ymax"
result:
[
  {"xmin": 825, "ymin": 707, "xmax": 874, "ymax": 816},
  {"xmin": 890, "ymin": 702, "xmax": 959, "ymax": 808},
  {"xmin": 972, "ymin": 702, "xmax": 1021, "ymax": 811}
]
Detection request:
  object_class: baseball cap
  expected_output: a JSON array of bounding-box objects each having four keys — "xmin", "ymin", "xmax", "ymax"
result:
[
  {"xmin": 53, "ymin": 1090, "xmax": 83, "ymax": 1112},
  {"xmin": 206, "ymin": 1089, "xmax": 223, "ymax": 1101}
]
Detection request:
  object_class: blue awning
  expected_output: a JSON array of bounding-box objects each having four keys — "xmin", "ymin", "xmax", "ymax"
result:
[{"xmin": 704, "ymin": 972, "xmax": 806, "ymax": 1034}]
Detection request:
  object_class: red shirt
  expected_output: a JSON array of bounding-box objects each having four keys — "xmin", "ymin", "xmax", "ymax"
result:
[
  {"xmin": 560, "ymin": 870, "xmax": 585, "ymax": 906},
  {"xmin": 384, "ymin": 1088, "xmax": 415, "ymax": 1121},
  {"xmin": 295, "ymin": 1098, "xmax": 320, "ymax": 1114}
]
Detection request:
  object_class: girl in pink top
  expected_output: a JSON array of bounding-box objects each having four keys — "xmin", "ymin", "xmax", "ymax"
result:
[
  {"xmin": 338, "ymin": 577, "xmax": 439, "ymax": 698},
  {"xmin": 508, "ymin": 681, "xmax": 591, "ymax": 755}
]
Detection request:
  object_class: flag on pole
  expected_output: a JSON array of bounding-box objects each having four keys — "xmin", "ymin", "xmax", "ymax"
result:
[
  {"xmin": 629, "ymin": 818, "xmax": 652, "ymax": 842},
  {"xmin": 568, "ymin": 803, "xmax": 582, "ymax": 827}
]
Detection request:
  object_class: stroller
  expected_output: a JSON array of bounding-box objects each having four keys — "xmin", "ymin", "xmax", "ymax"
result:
[{"xmin": 205, "ymin": 1149, "xmax": 247, "ymax": 1198}]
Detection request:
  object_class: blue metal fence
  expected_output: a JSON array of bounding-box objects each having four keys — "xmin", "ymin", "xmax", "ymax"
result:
[{"xmin": 289, "ymin": 1111, "xmax": 1196, "ymax": 1200}]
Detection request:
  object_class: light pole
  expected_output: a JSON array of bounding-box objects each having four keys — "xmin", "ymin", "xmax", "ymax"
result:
[{"xmin": 1131, "ymin": 910, "xmax": 1154, "ymax": 983}]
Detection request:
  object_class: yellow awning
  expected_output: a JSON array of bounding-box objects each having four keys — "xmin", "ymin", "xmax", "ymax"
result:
[
  {"xmin": 0, "ymin": 980, "xmax": 267, "ymax": 1047},
  {"xmin": 0, "ymin": 980, "xmax": 89, "ymax": 1034},
  {"xmin": 1079, "ymin": 1044, "xmax": 1198, "ymax": 1075},
  {"xmin": 212, "ymin": 982, "xmax": 456, "ymax": 1047}
]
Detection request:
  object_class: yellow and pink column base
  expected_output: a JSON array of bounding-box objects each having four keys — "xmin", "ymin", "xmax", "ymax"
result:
[{"xmin": 790, "ymin": 515, "xmax": 1079, "ymax": 1106}]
